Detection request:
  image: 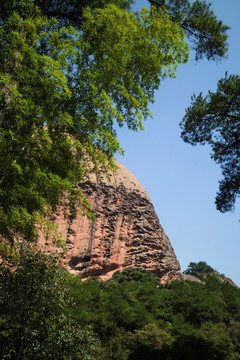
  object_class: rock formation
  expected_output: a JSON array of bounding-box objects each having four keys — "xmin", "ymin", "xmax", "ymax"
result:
[{"xmin": 41, "ymin": 161, "xmax": 181, "ymax": 281}]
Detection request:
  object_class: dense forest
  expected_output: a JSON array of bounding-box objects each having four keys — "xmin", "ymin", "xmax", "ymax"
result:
[
  {"xmin": 1, "ymin": 245, "xmax": 240, "ymax": 359},
  {"xmin": 68, "ymin": 265, "xmax": 240, "ymax": 360}
]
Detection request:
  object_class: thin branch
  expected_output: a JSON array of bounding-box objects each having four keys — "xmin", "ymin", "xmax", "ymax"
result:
[
  {"xmin": 148, "ymin": 0, "xmax": 164, "ymax": 6},
  {"xmin": 46, "ymin": 10, "xmax": 83, "ymax": 26},
  {"xmin": 206, "ymin": 112, "xmax": 240, "ymax": 121}
]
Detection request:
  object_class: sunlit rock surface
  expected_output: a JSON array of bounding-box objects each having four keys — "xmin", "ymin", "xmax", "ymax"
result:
[{"xmin": 41, "ymin": 161, "xmax": 181, "ymax": 281}]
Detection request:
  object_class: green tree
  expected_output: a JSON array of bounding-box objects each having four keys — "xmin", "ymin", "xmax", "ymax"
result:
[
  {"xmin": 180, "ymin": 73, "xmax": 240, "ymax": 213},
  {"xmin": 30, "ymin": 0, "xmax": 230, "ymax": 62},
  {"xmin": 2, "ymin": 0, "xmax": 229, "ymax": 63},
  {"xmin": 111, "ymin": 267, "xmax": 161, "ymax": 284},
  {"xmin": 0, "ymin": 243, "xmax": 98, "ymax": 359},
  {"xmin": 0, "ymin": 0, "xmax": 189, "ymax": 246},
  {"xmin": 184, "ymin": 261, "xmax": 214, "ymax": 278},
  {"xmin": 149, "ymin": 0, "xmax": 229, "ymax": 61},
  {"xmin": 197, "ymin": 322, "xmax": 235, "ymax": 360},
  {"xmin": 126, "ymin": 323, "xmax": 173, "ymax": 360},
  {"xmin": 0, "ymin": 0, "xmax": 230, "ymax": 245}
]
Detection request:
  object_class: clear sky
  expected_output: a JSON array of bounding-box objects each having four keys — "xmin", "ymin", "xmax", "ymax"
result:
[{"xmin": 115, "ymin": 0, "xmax": 240, "ymax": 286}]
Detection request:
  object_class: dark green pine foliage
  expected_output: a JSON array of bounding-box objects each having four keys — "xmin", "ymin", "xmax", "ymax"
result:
[
  {"xmin": 183, "ymin": 261, "xmax": 214, "ymax": 278},
  {"xmin": 181, "ymin": 73, "xmax": 240, "ymax": 213},
  {"xmin": 149, "ymin": 0, "xmax": 229, "ymax": 61}
]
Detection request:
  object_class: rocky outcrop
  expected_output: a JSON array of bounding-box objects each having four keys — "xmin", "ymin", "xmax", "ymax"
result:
[{"xmin": 41, "ymin": 161, "xmax": 181, "ymax": 281}]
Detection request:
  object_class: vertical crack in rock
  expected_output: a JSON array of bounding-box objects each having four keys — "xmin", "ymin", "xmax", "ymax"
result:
[
  {"xmin": 87, "ymin": 180, "xmax": 99, "ymax": 259},
  {"xmin": 39, "ymin": 161, "xmax": 181, "ymax": 282}
]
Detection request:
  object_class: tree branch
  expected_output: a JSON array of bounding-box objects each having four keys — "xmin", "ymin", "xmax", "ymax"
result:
[
  {"xmin": 206, "ymin": 112, "xmax": 240, "ymax": 121},
  {"xmin": 46, "ymin": 10, "xmax": 83, "ymax": 26},
  {"xmin": 148, "ymin": 0, "xmax": 210, "ymax": 44}
]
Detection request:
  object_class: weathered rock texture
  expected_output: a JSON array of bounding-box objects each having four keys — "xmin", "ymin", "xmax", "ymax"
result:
[{"xmin": 41, "ymin": 161, "xmax": 181, "ymax": 281}]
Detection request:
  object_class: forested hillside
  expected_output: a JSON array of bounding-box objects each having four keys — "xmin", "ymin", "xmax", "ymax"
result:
[
  {"xmin": 1, "ymin": 247, "xmax": 240, "ymax": 359},
  {"xmin": 67, "ymin": 267, "xmax": 240, "ymax": 360}
]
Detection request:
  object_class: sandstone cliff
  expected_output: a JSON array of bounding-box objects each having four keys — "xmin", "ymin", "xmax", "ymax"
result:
[{"xmin": 41, "ymin": 161, "xmax": 181, "ymax": 281}]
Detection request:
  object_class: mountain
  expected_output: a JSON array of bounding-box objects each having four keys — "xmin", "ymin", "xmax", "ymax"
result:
[{"xmin": 40, "ymin": 161, "xmax": 181, "ymax": 281}]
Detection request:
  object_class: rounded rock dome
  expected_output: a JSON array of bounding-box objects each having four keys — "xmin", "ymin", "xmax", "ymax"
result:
[{"xmin": 42, "ymin": 161, "xmax": 181, "ymax": 281}]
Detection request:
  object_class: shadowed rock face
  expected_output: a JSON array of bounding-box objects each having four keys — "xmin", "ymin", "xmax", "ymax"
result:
[{"xmin": 42, "ymin": 161, "xmax": 181, "ymax": 281}]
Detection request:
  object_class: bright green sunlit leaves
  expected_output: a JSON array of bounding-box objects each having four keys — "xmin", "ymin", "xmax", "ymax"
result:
[{"xmin": 0, "ymin": 0, "xmax": 189, "ymax": 245}]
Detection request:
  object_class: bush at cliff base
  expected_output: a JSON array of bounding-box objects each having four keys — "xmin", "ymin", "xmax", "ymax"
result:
[{"xmin": 0, "ymin": 242, "xmax": 98, "ymax": 360}]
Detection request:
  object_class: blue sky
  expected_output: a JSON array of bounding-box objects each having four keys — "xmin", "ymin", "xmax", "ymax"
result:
[{"xmin": 115, "ymin": 0, "xmax": 240, "ymax": 285}]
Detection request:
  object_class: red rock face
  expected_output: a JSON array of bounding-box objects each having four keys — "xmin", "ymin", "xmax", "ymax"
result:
[{"xmin": 41, "ymin": 162, "xmax": 181, "ymax": 281}]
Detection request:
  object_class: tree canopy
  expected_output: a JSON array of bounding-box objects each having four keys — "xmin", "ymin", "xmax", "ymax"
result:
[
  {"xmin": 183, "ymin": 261, "xmax": 214, "ymax": 278},
  {"xmin": 0, "ymin": 0, "xmax": 189, "ymax": 245},
  {"xmin": 0, "ymin": 0, "xmax": 230, "ymax": 244},
  {"xmin": 0, "ymin": 242, "xmax": 98, "ymax": 359},
  {"xmin": 181, "ymin": 73, "xmax": 240, "ymax": 213}
]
